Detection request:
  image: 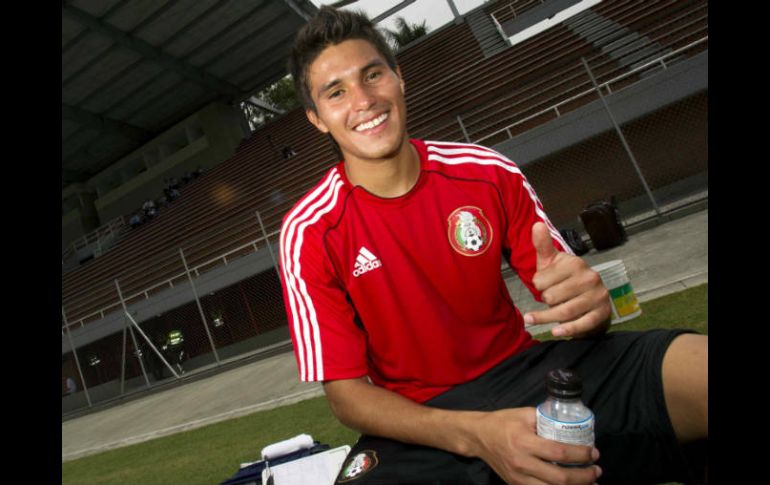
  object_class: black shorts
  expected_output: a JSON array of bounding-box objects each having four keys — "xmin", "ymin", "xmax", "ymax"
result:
[{"xmin": 334, "ymin": 329, "xmax": 706, "ymax": 485}]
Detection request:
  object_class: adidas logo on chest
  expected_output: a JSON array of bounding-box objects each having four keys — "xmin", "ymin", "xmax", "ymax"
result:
[{"xmin": 352, "ymin": 247, "xmax": 382, "ymax": 277}]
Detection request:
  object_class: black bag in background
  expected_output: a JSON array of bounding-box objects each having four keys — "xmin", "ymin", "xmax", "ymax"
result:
[
  {"xmin": 579, "ymin": 198, "xmax": 628, "ymax": 251},
  {"xmin": 559, "ymin": 228, "xmax": 590, "ymax": 256}
]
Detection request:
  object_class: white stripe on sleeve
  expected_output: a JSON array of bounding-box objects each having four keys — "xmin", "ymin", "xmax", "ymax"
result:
[{"xmin": 280, "ymin": 169, "xmax": 341, "ymax": 381}]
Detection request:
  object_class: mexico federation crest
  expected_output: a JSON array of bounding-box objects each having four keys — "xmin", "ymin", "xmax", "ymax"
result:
[
  {"xmin": 448, "ymin": 206, "xmax": 493, "ymax": 256},
  {"xmin": 337, "ymin": 450, "xmax": 378, "ymax": 482}
]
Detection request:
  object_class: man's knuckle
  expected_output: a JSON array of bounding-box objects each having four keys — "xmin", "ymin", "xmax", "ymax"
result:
[
  {"xmin": 532, "ymin": 275, "xmax": 544, "ymax": 289},
  {"xmin": 508, "ymin": 455, "xmax": 524, "ymax": 473},
  {"xmin": 566, "ymin": 300, "xmax": 583, "ymax": 319},
  {"xmin": 553, "ymin": 306, "xmax": 568, "ymax": 321},
  {"xmin": 569, "ymin": 256, "xmax": 586, "ymax": 271},
  {"xmin": 587, "ymin": 270, "xmax": 602, "ymax": 286},
  {"xmin": 575, "ymin": 295, "xmax": 592, "ymax": 313},
  {"xmin": 600, "ymin": 302, "xmax": 612, "ymax": 320}
]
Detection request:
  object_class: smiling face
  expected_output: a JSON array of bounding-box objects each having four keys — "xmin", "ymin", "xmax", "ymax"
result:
[{"xmin": 305, "ymin": 39, "xmax": 409, "ymax": 165}]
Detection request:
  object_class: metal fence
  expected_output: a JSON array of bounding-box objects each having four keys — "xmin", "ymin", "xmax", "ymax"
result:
[
  {"xmin": 490, "ymin": 0, "xmax": 547, "ymax": 25},
  {"xmin": 62, "ymin": 215, "xmax": 127, "ymax": 271},
  {"xmin": 62, "ymin": 214, "xmax": 288, "ymax": 415}
]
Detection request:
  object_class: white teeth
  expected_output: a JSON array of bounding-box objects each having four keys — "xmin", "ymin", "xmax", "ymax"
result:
[{"xmin": 355, "ymin": 113, "xmax": 388, "ymax": 132}]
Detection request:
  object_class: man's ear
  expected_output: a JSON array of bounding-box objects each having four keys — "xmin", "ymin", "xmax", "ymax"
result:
[
  {"xmin": 306, "ymin": 108, "xmax": 329, "ymax": 133},
  {"xmin": 396, "ymin": 66, "xmax": 405, "ymax": 94}
]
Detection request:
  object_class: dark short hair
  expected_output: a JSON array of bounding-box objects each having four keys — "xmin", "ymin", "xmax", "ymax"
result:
[{"xmin": 288, "ymin": 6, "xmax": 398, "ymax": 112}]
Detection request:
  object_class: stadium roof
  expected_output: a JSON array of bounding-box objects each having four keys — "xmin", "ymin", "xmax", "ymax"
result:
[{"xmin": 62, "ymin": 0, "xmax": 318, "ymax": 188}]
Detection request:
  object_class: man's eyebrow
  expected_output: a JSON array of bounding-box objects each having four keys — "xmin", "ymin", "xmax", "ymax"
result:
[
  {"xmin": 360, "ymin": 59, "xmax": 386, "ymax": 73},
  {"xmin": 317, "ymin": 59, "xmax": 388, "ymax": 96},
  {"xmin": 318, "ymin": 78, "xmax": 342, "ymax": 97}
]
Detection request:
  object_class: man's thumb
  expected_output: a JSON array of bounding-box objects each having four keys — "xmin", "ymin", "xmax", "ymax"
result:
[{"xmin": 532, "ymin": 222, "xmax": 557, "ymax": 269}]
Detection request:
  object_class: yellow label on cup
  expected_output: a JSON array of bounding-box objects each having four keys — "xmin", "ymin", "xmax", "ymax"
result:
[{"xmin": 609, "ymin": 283, "xmax": 640, "ymax": 317}]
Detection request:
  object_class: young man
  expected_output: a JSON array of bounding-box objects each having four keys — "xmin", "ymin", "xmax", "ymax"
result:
[{"xmin": 280, "ymin": 6, "xmax": 707, "ymax": 484}]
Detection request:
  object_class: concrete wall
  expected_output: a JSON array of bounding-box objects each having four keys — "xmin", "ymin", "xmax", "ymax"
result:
[
  {"xmin": 69, "ymin": 102, "xmax": 248, "ymax": 228},
  {"xmin": 497, "ymin": 92, "xmax": 708, "ymax": 228},
  {"xmin": 62, "ymin": 183, "xmax": 103, "ymax": 250},
  {"xmin": 62, "ymin": 209, "xmax": 84, "ymax": 253}
]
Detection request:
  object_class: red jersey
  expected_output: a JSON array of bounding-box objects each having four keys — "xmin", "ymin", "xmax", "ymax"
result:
[{"xmin": 279, "ymin": 139, "xmax": 572, "ymax": 403}]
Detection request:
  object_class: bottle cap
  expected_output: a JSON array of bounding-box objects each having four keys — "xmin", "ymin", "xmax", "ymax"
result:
[{"xmin": 546, "ymin": 368, "xmax": 583, "ymax": 398}]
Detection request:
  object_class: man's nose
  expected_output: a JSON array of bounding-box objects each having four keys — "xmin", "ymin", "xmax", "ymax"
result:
[{"xmin": 351, "ymin": 83, "xmax": 376, "ymax": 110}]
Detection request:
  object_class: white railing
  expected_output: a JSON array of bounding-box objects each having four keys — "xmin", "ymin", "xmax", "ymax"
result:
[
  {"xmin": 62, "ymin": 215, "xmax": 127, "ymax": 262},
  {"xmin": 62, "ymin": 228, "xmax": 282, "ymax": 332},
  {"xmin": 491, "ymin": 0, "xmax": 546, "ymax": 25},
  {"xmin": 470, "ymin": 36, "xmax": 707, "ymax": 145}
]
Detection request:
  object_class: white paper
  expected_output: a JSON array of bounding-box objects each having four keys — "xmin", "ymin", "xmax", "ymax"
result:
[{"xmin": 261, "ymin": 445, "xmax": 350, "ymax": 485}]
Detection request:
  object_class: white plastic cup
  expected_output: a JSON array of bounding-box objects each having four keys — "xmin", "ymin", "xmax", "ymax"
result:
[{"xmin": 591, "ymin": 260, "xmax": 642, "ymax": 324}]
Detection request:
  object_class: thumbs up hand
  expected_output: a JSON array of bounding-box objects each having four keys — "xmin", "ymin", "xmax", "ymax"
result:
[
  {"xmin": 523, "ymin": 222, "xmax": 611, "ymax": 339},
  {"xmin": 532, "ymin": 221, "xmax": 560, "ymax": 271}
]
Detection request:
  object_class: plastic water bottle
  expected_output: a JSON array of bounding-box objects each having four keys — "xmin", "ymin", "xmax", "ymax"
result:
[{"xmin": 536, "ymin": 369, "xmax": 595, "ymax": 467}]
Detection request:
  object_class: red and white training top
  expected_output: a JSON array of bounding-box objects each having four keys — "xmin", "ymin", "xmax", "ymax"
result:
[{"xmin": 279, "ymin": 139, "xmax": 572, "ymax": 403}]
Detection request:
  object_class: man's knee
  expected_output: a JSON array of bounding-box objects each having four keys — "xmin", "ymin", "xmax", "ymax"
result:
[{"xmin": 662, "ymin": 333, "xmax": 708, "ymax": 443}]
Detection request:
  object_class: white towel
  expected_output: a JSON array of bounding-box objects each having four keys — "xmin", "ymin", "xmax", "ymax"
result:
[{"xmin": 261, "ymin": 434, "xmax": 314, "ymax": 460}]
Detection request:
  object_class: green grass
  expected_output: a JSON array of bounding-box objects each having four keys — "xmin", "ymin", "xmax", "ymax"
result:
[
  {"xmin": 63, "ymin": 396, "xmax": 359, "ymax": 485},
  {"xmin": 63, "ymin": 284, "xmax": 707, "ymax": 485}
]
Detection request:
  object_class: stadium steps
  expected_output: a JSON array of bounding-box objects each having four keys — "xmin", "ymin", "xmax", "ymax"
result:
[
  {"xmin": 465, "ymin": 9, "xmax": 510, "ymax": 58},
  {"xmin": 564, "ymin": 8, "xmax": 671, "ymax": 73},
  {"xmin": 92, "ymin": 225, "xmax": 132, "ymax": 258}
]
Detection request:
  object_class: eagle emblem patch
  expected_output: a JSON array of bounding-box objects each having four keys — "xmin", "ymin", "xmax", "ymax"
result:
[
  {"xmin": 448, "ymin": 206, "xmax": 493, "ymax": 256},
  {"xmin": 337, "ymin": 450, "xmax": 378, "ymax": 482}
]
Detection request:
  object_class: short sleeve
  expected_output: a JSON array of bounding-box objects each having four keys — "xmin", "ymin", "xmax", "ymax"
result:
[
  {"xmin": 279, "ymin": 224, "xmax": 368, "ymax": 383},
  {"xmin": 499, "ymin": 162, "xmax": 573, "ymax": 302}
]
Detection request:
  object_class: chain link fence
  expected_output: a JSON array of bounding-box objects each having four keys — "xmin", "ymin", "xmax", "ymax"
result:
[
  {"xmin": 62, "ymin": 218, "xmax": 288, "ymax": 415},
  {"xmin": 518, "ymin": 88, "xmax": 707, "ymax": 230}
]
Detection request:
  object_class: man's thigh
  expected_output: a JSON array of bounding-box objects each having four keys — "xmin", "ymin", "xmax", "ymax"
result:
[
  {"xmin": 334, "ymin": 435, "xmax": 502, "ymax": 485},
  {"xmin": 662, "ymin": 333, "xmax": 708, "ymax": 442}
]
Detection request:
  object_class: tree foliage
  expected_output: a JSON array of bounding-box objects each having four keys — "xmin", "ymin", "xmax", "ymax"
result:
[
  {"xmin": 383, "ymin": 17, "xmax": 429, "ymax": 50},
  {"xmin": 241, "ymin": 75, "xmax": 301, "ymax": 131},
  {"xmin": 259, "ymin": 76, "xmax": 301, "ymax": 112}
]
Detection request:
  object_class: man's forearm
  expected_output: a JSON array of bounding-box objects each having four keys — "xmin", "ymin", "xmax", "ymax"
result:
[{"xmin": 324, "ymin": 378, "xmax": 483, "ymax": 457}]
